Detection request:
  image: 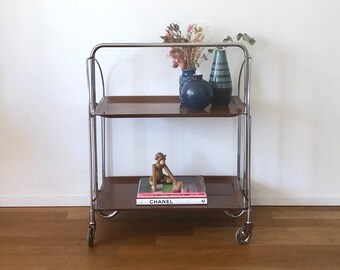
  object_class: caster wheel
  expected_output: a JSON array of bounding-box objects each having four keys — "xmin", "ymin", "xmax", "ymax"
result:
[
  {"xmin": 87, "ymin": 225, "xmax": 95, "ymax": 248},
  {"xmin": 235, "ymin": 226, "xmax": 252, "ymax": 245}
]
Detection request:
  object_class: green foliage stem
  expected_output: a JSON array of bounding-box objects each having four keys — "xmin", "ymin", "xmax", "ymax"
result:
[{"xmin": 223, "ymin": 33, "xmax": 256, "ymax": 45}]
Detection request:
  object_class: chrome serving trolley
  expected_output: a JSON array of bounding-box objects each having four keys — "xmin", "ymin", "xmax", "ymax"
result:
[{"xmin": 86, "ymin": 43, "xmax": 253, "ymax": 247}]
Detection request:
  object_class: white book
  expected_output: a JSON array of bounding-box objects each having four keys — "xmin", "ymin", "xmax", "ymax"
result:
[{"xmin": 136, "ymin": 197, "xmax": 208, "ymax": 205}]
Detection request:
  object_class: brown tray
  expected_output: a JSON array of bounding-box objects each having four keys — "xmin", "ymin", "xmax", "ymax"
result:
[
  {"xmin": 95, "ymin": 176, "xmax": 245, "ymax": 210},
  {"xmin": 95, "ymin": 96, "xmax": 245, "ymax": 118}
]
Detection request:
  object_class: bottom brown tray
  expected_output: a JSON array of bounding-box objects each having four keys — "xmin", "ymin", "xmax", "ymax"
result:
[{"xmin": 95, "ymin": 176, "xmax": 245, "ymax": 210}]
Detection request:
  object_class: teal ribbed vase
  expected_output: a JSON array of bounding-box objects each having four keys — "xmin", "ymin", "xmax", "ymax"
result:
[{"xmin": 209, "ymin": 49, "xmax": 232, "ymax": 106}]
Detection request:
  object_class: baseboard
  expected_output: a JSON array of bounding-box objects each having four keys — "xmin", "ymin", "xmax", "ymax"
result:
[
  {"xmin": 252, "ymin": 196, "xmax": 340, "ymax": 206},
  {"xmin": 0, "ymin": 196, "xmax": 90, "ymax": 207},
  {"xmin": 0, "ymin": 196, "xmax": 339, "ymax": 207}
]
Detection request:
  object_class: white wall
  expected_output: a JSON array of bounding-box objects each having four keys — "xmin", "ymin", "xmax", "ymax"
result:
[{"xmin": 1, "ymin": 0, "xmax": 339, "ymax": 206}]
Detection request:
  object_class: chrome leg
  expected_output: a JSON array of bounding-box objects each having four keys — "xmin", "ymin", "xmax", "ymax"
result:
[
  {"xmin": 245, "ymin": 115, "xmax": 252, "ymax": 224},
  {"xmin": 87, "ymin": 209, "xmax": 96, "ymax": 248},
  {"xmin": 101, "ymin": 117, "xmax": 106, "ymax": 180},
  {"xmin": 88, "ymin": 115, "xmax": 98, "ymax": 247},
  {"xmin": 235, "ymin": 56, "xmax": 253, "ymax": 245}
]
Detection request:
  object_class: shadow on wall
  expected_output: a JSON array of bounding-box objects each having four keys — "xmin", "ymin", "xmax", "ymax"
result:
[{"xmin": 249, "ymin": 39, "xmax": 336, "ymax": 202}]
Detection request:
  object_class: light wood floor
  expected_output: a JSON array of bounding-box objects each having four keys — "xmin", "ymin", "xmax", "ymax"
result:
[{"xmin": 1, "ymin": 206, "xmax": 340, "ymax": 269}]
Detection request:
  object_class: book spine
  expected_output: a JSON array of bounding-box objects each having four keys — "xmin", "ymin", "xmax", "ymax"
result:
[
  {"xmin": 137, "ymin": 193, "xmax": 207, "ymax": 198},
  {"xmin": 136, "ymin": 198, "xmax": 208, "ymax": 205}
]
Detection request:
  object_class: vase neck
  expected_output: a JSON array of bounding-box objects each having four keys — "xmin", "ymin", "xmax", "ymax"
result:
[
  {"xmin": 213, "ymin": 49, "xmax": 227, "ymax": 62},
  {"xmin": 181, "ymin": 69, "xmax": 196, "ymax": 76},
  {"xmin": 192, "ymin": 74, "xmax": 203, "ymax": 80},
  {"xmin": 182, "ymin": 68, "xmax": 196, "ymax": 71}
]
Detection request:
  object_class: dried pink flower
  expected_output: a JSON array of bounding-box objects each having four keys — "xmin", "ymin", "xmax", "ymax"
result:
[
  {"xmin": 187, "ymin": 24, "xmax": 193, "ymax": 32},
  {"xmin": 160, "ymin": 23, "xmax": 206, "ymax": 69}
]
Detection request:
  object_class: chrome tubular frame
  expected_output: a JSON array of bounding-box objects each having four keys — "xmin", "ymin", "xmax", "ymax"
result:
[
  {"xmin": 87, "ymin": 56, "xmax": 98, "ymax": 241},
  {"xmin": 244, "ymin": 55, "xmax": 253, "ymax": 230},
  {"xmin": 101, "ymin": 117, "xmax": 106, "ymax": 179},
  {"xmin": 86, "ymin": 42, "xmax": 253, "ymax": 245}
]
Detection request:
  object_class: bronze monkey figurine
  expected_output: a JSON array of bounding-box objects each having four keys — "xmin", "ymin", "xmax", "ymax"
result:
[{"xmin": 149, "ymin": 152, "xmax": 182, "ymax": 192}]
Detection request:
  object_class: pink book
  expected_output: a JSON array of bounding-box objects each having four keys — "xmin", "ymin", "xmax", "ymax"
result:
[{"xmin": 137, "ymin": 176, "xmax": 207, "ymax": 198}]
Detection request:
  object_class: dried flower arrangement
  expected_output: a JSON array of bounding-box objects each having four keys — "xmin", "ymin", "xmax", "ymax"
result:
[{"xmin": 160, "ymin": 23, "xmax": 207, "ymax": 69}]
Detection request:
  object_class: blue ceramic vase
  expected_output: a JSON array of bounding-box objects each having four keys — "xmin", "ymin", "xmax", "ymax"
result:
[
  {"xmin": 181, "ymin": 74, "xmax": 213, "ymax": 110},
  {"xmin": 179, "ymin": 69, "xmax": 196, "ymax": 104},
  {"xmin": 209, "ymin": 49, "xmax": 233, "ymax": 106}
]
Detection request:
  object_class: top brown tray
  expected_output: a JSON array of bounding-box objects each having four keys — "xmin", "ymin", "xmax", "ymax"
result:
[{"xmin": 95, "ymin": 96, "xmax": 245, "ymax": 118}]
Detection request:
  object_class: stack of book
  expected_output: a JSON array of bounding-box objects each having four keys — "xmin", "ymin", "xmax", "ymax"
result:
[{"xmin": 136, "ymin": 176, "xmax": 207, "ymax": 205}]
